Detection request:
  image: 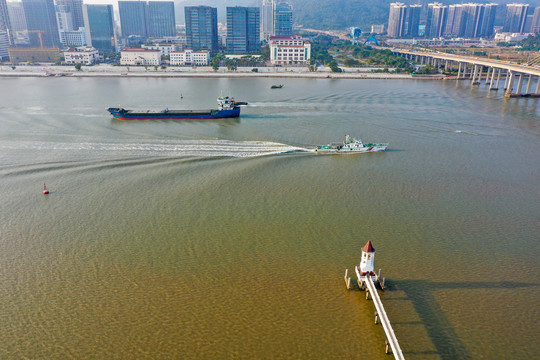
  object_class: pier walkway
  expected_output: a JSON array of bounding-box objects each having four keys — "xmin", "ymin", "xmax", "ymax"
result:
[{"xmin": 363, "ymin": 276, "xmax": 405, "ymax": 360}]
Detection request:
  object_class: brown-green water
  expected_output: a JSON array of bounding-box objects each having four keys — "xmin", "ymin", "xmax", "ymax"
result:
[{"xmin": 0, "ymin": 77, "xmax": 539, "ymax": 359}]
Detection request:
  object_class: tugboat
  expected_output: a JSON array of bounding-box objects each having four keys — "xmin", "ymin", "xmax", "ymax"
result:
[
  {"xmin": 107, "ymin": 96, "xmax": 241, "ymax": 120},
  {"xmin": 270, "ymin": 84, "xmax": 283, "ymax": 89},
  {"xmin": 315, "ymin": 135, "xmax": 388, "ymax": 153}
]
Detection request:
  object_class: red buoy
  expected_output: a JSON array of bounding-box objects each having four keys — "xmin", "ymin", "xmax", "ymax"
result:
[{"xmin": 43, "ymin": 183, "xmax": 49, "ymax": 194}]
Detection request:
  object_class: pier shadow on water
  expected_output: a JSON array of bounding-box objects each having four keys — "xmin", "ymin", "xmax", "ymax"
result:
[{"xmin": 388, "ymin": 280, "xmax": 536, "ymax": 360}]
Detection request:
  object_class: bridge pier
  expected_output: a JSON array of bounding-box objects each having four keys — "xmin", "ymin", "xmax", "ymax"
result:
[
  {"xmin": 393, "ymin": 50, "xmax": 539, "ymax": 97},
  {"xmin": 525, "ymin": 74, "xmax": 533, "ymax": 94},
  {"xmin": 494, "ymin": 68, "xmax": 502, "ymax": 90},
  {"xmin": 485, "ymin": 67, "xmax": 491, "ymax": 86}
]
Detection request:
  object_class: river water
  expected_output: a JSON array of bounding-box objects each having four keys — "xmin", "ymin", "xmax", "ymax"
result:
[{"xmin": 0, "ymin": 76, "xmax": 538, "ymax": 359}]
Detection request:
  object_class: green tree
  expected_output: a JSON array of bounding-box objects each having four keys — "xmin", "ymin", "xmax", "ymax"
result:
[{"xmin": 74, "ymin": 62, "xmax": 82, "ymax": 71}]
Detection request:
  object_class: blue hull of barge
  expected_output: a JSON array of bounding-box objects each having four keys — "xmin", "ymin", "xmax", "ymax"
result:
[{"xmin": 107, "ymin": 107, "xmax": 240, "ymax": 120}]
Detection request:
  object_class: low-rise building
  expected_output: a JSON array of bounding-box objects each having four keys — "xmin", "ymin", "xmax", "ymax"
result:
[
  {"xmin": 141, "ymin": 43, "xmax": 177, "ymax": 57},
  {"xmin": 170, "ymin": 49, "xmax": 210, "ymax": 66},
  {"xmin": 269, "ymin": 35, "xmax": 311, "ymax": 66},
  {"xmin": 64, "ymin": 46, "xmax": 99, "ymax": 65},
  {"xmin": 120, "ymin": 48, "xmax": 160, "ymax": 65},
  {"xmin": 8, "ymin": 48, "xmax": 62, "ymax": 64},
  {"xmin": 494, "ymin": 32, "xmax": 535, "ymax": 42}
]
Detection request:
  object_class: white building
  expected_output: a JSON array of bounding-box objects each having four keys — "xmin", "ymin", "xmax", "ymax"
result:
[
  {"xmin": 60, "ymin": 28, "xmax": 87, "ymax": 48},
  {"xmin": 494, "ymin": 32, "xmax": 535, "ymax": 42},
  {"xmin": 64, "ymin": 46, "xmax": 99, "ymax": 65},
  {"xmin": 141, "ymin": 44, "xmax": 177, "ymax": 57},
  {"xmin": 371, "ymin": 24, "xmax": 385, "ymax": 34},
  {"xmin": 170, "ymin": 49, "xmax": 210, "ymax": 66},
  {"xmin": 269, "ymin": 35, "xmax": 311, "ymax": 66},
  {"xmin": 120, "ymin": 48, "xmax": 160, "ymax": 66}
]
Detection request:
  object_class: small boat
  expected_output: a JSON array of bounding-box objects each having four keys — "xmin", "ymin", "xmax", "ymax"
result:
[
  {"xmin": 271, "ymin": 84, "xmax": 283, "ymax": 89},
  {"xmin": 43, "ymin": 183, "xmax": 49, "ymax": 194},
  {"xmin": 315, "ymin": 134, "xmax": 388, "ymax": 154}
]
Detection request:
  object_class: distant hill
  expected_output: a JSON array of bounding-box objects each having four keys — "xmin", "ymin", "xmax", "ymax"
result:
[{"xmin": 174, "ymin": 0, "xmax": 540, "ymax": 30}]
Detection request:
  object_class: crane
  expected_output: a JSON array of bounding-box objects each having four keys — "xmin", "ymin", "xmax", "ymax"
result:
[{"xmin": 27, "ymin": 30, "xmax": 45, "ymax": 48}]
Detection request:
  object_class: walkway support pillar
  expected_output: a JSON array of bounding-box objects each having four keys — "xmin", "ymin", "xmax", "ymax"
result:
[
  {"xmin": 457, "ymin": 62, "xmax": 462, "ymax": 78},
  {"xmin": 536, "ymin": 75, "xmax": 540, "ymax": 94}
]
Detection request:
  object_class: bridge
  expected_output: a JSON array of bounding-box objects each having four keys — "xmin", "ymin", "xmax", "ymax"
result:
[{"xmin": 392, "ymin": 48, "xmax": 540, "ymax": 98}]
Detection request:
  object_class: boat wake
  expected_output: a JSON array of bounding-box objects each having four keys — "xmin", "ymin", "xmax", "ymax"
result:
[{"xmin": 0, "ymin": 139, "xmax": 310, "ymax": 159}]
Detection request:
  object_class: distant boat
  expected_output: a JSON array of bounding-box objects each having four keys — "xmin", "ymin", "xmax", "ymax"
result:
[
  {"xmin": 271, "ymin": 84, "xmax": 283, "ymax": 89},
  {"xmin": 43, "ymin": 183, "xmax": 49, "ymax": 194}
]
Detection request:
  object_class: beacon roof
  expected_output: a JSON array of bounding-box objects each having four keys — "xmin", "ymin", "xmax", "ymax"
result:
[{"xmin": 362, "ymin": 240, "xmax": 375, "ymax": 253}]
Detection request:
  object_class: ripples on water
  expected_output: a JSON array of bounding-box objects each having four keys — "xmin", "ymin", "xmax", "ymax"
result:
[{"xmin": 0, "ymin": 77, "xmax": 538, "ymax": 359}]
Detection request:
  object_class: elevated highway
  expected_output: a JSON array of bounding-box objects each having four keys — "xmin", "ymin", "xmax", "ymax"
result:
[{"xmin": 392, "ymin": 49, "xmax": 540, "ymax": 97}]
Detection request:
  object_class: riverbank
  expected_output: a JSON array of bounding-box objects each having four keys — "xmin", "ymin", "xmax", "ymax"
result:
[{"xmin": 0, "ymin": 64, "xmax": 447, "ymax": 80}]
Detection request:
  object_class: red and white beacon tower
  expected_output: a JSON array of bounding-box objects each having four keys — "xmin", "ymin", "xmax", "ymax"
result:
[{"xmin": 357, "ymin": 240, "xmax": 378, "ymax": 281}]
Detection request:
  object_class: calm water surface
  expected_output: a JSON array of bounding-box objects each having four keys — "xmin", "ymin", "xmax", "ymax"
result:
[{"xmin": 0, "ymin": 77, "xmax": 539, "ymax": 359}]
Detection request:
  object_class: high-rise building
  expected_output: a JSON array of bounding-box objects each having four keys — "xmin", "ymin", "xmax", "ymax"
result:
[
  {"xmin": 0, "ymin": 0, "xmax": 12, "ymax": 44},
  {"xmin": 261, "ymin": 0, "xmax": 273, "ymax": 41},
  {"xmin": 443, "ymin": 3, "xmax": 498, "ymax": 38},
  {"xmin": 56, "ymin": 0, "xmax": 84, "ymax": 30},
  {"xmin": 21, "ymin": 0, "xmax": 60, "ymax": 48},
  {"xmin": 406, "ymin": 4, "xmax": 421, "ymax": 37},
  {"xmin": 387, "ymin": 2, "xmax": 407, "ymax": 37},
  {"xmin": 7, "ymin": 2, "xmax": 26, "ymax": 32},
  {"xmin": 185, "ymin": 6, "xmax": 218, "ymax": 54},
  {"xmin": 83, "ymin": 4, "xmax": 114, "ymax": 53},
  {"xmin": 461, "ymin": 3, "xmax": 484, "ymax": 38},
  {"xmin": 0, "ymin": 29, "xmax": 8, "ymax": 59},
  {"xmin": 444, "ymin": 4, "xmax": 464, "ymax": 37},
  {"xmin": 227, "ymin": 6, "xmax": 260, "ymax": 54},
  {"xmin": 273, "ymin": 1, "xmax": 292, "ymax": 36},
  {"xmin": 478, "ymin": 3, "xmax": 498, "ymax": 38},
  {"xmin": 425, "ymin": 3, "xmax": 447, "ymax": 38},
  {"xmin": 56, "ymin": 3, "xmax": 87, "ymax": 46},
  {"xmin": 532, "ymin": 7, "xmax": 540, "ymax": 34},
  {"xmin": 147, "ymin": 1, "xmax": 175, "ymax": 37},
  {"xmin": 388, "ymin": 2, "xmax": 421, "ymax": 38},
  {"xmin": 504, "ymin": 3, "xmax": 529, "ymax": 33},
  {"xmin": 119, "ymin": 1, "xmax": 175, "ymax": 39},
  {"xmin": 119, "ymin": 1, "xmax": 147, "ymax": 38}
]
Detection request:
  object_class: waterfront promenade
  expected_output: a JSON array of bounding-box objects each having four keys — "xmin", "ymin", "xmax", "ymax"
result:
[{"xmin": 0, "ymin": 64, "xmax": 423, "ymax": 80}]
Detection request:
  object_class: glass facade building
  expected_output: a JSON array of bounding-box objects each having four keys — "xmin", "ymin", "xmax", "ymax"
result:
[
  {"xmin": 185, "ymin": 6, "xmax": 218, "ymax": 54},
  {"xmin": 227, "ymin": 6, "xmax": 260, "ymax": 54},
  {"xmin": 273, "ymin": 1, "xmax": 292, "ymax": 36},
  {"xmin": 21, "ymin": 0, "xmax": 60, "ymax": 48},
  {"xmin": 119, "ymin": 1, "xmax": 147, "ymax": 38},
  {"xmin": 83, "ymin": 4, "xmax": 114, "ymax": 54},
  {"xmin": 147, "ymin": 1, "xmax": 175, "ymax": 37}
]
